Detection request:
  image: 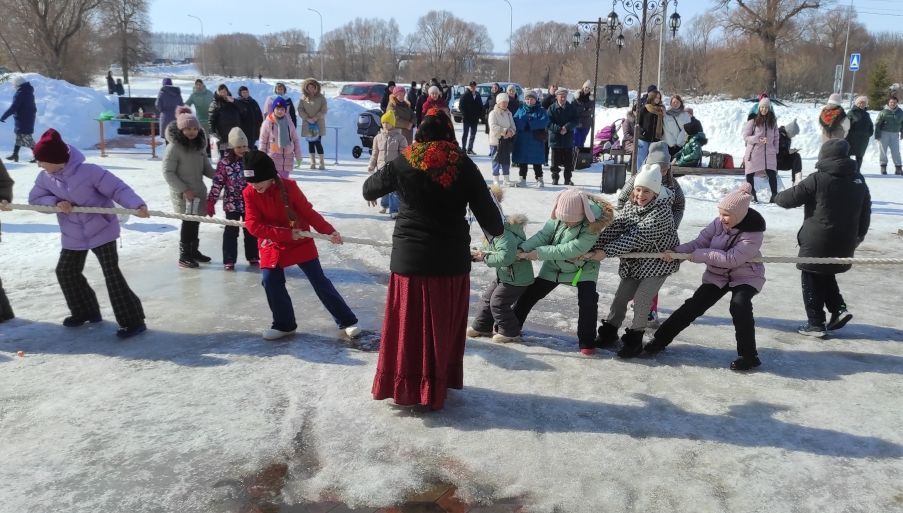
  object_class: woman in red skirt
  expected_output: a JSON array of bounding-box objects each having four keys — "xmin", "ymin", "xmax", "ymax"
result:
[{"xmin": 363, "ymin": 108, "xmax": 504, "ymax": 410}]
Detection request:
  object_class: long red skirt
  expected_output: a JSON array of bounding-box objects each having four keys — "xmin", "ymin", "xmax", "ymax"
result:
[{"xmin": 371, "ymin": 272, "xmax": 470, "ymax": 410}]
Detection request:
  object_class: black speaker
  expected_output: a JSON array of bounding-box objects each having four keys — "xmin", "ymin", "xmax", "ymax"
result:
[
  {"xmin": 574, "ymin": 146, "xmax": 593, "ymax": 170},
  {"xmin": 600, "ymin": 163, "xmax": 627, "ymax": 194}
]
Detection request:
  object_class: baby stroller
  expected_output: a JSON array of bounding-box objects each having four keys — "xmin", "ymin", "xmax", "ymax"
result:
[
  {"xmin": 592, "ymin": 119, "xmax": 623, "ymax": 163},
  {"xmin": 352, "ymin": 108, "xmax": 383, "ymax": 158}
]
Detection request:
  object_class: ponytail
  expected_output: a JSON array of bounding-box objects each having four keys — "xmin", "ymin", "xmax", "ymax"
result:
[{"xmin": 273, "ymin": 177, "xmax": 298, "ymax": 227}]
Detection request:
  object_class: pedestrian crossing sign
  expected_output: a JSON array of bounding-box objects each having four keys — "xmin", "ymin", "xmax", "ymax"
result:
[{"xmin": 849, "ymin": 53, "xmax": 860, "ymax": 72}]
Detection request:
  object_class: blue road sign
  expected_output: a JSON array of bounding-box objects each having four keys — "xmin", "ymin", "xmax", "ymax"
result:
[{"xmin": 849, "ymin": 53, "xmax": 861, "ymax": 72}]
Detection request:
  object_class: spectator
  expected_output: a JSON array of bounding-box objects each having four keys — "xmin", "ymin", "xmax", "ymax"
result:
[
  {"xmin": 542, "ymin": 84, "xmax": 558, "ymax": 109},
  {"xmin": 547, "ymin": 88, "xmax": 578, "ymax": 186},
  {"xmin": 636, "ymin": 90, "xmax": 664, "ymax": 167},
  {"xmin": 874, "ymin": 95, "xmax": 903, "ymax": 175},
  {"xmin": 387, "ymin": 86, "xmax": 415, "ymax": 147},
  {"xmin": 513, "ymin": 89, "xmax": 550, "ymax": 187},
  {"xmin": 684, "ymin": 107, "xmax": 703, "ymax": 137},
  {"xmin": 155, "ymin": 78, "xmax": 184, "ymax": 142},
  {"xmin": 114, "ymin": 79, "xmax": 125, "ymax": 96},
  {"xmin": 184, "ymin": 79, "xmax": 214, "ymax": 140},
  {"xmin": 747, "ymin": 91, "xmax": 769, "ymax": 121},
  {"xmin": 663, "ymin": 94, "xmax": 691, "ymax": 157},
  {"xmin": 819, "ymin": 93, "xmax": 850, "ymax": 142},
  {"xmin": 637, "ymin": 84, "xmax": 657, "ymax": 111},
  {"xmin": 422, "ymin": 86, "xmax": 450, "ymax": 117},
  {"xmin": 774, "ymin": 139, "xmax": 871, "ymax": 338},
  {"xmin": 488, "ymin": 93, "xmax": 516, "ymax": 186},
  {"xmin": 380, "ymin": 80, "xmax": 396, "ymax": 113},
  {"xmin": 777, "ymin": 119, "xmax": 803, "ymax": 184},
  {"xmin": 459, "ymin": 81, "xmax": 484, "ymax": 155},
  {"xmin": 299, "ymin": 78, "xmax": 328, "ymax": 170},
  {"xmin": 742, "ymin": 97, "xmax": 780, "ymax": 202},
  {"xmin": 505, "ymin": 84, "xmax": 521, "ymax": 115},
  {"xmin": 1, "ymin": 76, "xmax": 37, "ymax": 163},
  {"xmin": 484, "ymin": 83, "xmax": 501, "ymax": 136},
  {"xmin": 573, "ymin": 80, "xmax": 594, "ymax": 148},
  {"xmin": 406, "ymin": 81, "xmax": 419, "ymax": 109},
  {"xmin": 440, "ymin": 79, "xmax": 451, "ymax": 103},
  {"xmin": 264, "ymin": 82, "xmax": 298, "ymax": 127},
  {"xmin": 208, "ymin": 84, "xmax": 244, "ymax": 154},
  {"xmin": 845, "ymin": 96, "xmax": 873, "ymax": 172},
  {"xmin": 106, "ymin": 71, "xmax": 116, "ymax": 94},
  {"xmin": 236, "ymin": 86, "xmax": 264, "ymax": 149},
  {"xmin": 415, "ymin": 86, "xmax": 431, "ymax": 126}
]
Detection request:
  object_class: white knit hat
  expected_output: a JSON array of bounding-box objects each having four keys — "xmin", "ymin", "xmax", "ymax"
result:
[
  {"xmin": 827, "ymin": 93, "xmax": 843, "ymax": 106},
  {"xmin": 428, "ymin": 85, "xmax": 440, "ymax": 95},
  {"xmin": 582, "ymin": 80, "xmax": 592, "ymax": 89},
  {"xmin": 633, "ymin": 164, "xmax": 662, "ymax": 195},
  {"xmin": 228, "ymin": 127, "xmax": 248, "ymax": 148},
  {"xmin": 496, "ymin": 92, "xmax": 509, "ymax": 104}
]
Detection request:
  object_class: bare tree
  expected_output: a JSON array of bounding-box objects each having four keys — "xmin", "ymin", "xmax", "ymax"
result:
[
  {"xmin": 321, "ymin": 18, "xmax": 400, "ymax": 81},
  {"xmin": 200, "ymin": 34, "xmax": 265, "ymax": 78},
  {"xmin": 408, "ymin": 11, "xmax": 491, "ymax": 81},
  {"xmin": 511, "ymin": 22, "xmax": 574, "ymax": 87},
  {"xmin": 717, "ymin": 0, "xmax": 822, "ymax": 96},
  {"xmin": 98, "ymin": 0, "xmax": 151, "ymax": 84}
]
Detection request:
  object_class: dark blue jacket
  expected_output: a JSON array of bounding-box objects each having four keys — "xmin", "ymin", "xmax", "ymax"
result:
[
  {"xmin": 512, "ymin": 103, "xmax": 550, "ymax": 164},
  {"xmin": 547, "ymin": 100, "xmax": 577, "ymax": 148},
  {"xmin": 459, "ymin": 89, "xmax": 484, "ymax": 123},
  {"xmin": 1, "ymin": 82, "xmax": 37, "ymax": 135}
]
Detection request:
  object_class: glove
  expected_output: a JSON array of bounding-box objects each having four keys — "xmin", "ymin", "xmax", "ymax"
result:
[
  {"xmin": 206, "ymin": 201, "xmax": 215, "ymax": 217},
  {"xmin": 295, "ymin": 159, "xmax": 301, "ymax": 168}
]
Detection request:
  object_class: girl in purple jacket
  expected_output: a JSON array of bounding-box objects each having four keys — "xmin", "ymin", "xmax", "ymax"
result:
[
  {"xmin": 643, "ymin": 183, "xmax": 767, "ymax": 371},
  {"xmin": 28, "ymin": 129, "xmax": 150, "ymax": 339}
]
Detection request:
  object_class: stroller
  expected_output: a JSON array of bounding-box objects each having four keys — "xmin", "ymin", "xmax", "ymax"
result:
[
  {"xmin": 592, "ymin": 119, "xmax": 623, "ymax": 163},
  {"xmin": 352, "ymin": 108, "xmax": 383, "ymax": 159}
]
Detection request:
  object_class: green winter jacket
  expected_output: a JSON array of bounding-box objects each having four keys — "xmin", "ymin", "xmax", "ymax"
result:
[
  {"xmin": 185, "ymin": 87, "xmax": 215, "ymax": 126},
  {"xmin": 483, "ymin": 214, "xmax": 535, "ymax": 286},
  {"xmin": 875, "ymin": 106, "xmax": 903, "ymax": 137},
  {"xmin": 520, "ymin": 197, "xmax": 614, "ymax": 284},
  {"xmin": 674, "ymin": 132, "xmax": 707, "ymax": 167}
]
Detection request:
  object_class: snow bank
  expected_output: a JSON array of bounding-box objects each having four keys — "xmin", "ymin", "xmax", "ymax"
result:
[
  {"xmin": 321, "ymin": 98, "xmax": 372, "ymax": 158},
  {"xmin": 0, "ymin": 73, "xmax": 115, "ymax": 151}
]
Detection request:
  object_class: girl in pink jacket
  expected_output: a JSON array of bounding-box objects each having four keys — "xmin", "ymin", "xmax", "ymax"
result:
[
  {"xmin": 258, "ymin": 97, "xmax": 302, "ymax": 178},
  {"xmin": 742, "ymin": 97, "xmax": 780, "ymax": 203},
  {"xmin": 643, "ymin": 183, "xmax": 767, "ymax": 371}
]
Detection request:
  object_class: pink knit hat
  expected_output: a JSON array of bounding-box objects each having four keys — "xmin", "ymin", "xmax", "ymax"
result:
[
  {"xmin": 551, "ymin": 188, "xmax": 596, "ymax": 223},
  {"xmin": 393, "ymin": 86, "xmax": 406, "ymax": 100},
  {"xmin": 175, "ymin": 106, "xmax": 200, "ymax": 130},
  {"xmin": 718, "ymin": 183, "xmax": 753, "ymax": 221}
]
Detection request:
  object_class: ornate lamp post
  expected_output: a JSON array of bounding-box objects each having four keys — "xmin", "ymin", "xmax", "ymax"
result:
[{"xmin": 575, "ymin": 14, "xmax": 624, "ymax": 149}]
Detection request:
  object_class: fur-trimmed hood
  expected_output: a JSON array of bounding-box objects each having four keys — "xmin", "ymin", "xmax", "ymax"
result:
[
  {"xmin": 301, "ymin": 78, "xmax": 322, "ymax": 98},
  {"xmin": 165, "ymin": 121, "xmax": 208, "ymax": 151},
  {"xmin": 506, "ymin": 213, "xmax": 528, "ymax": 225},
  {"xmin": 586, "ymin": 194, "xmax": 616, "ymax": 234}
]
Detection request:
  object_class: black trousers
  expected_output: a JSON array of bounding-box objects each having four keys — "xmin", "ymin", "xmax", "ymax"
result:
[
  {"xmin": 654, "ymin": 283, "xmax": 759, "ymax": 358},
  {"xmin": 223, "ymin": 211, "xmax": 259, "ymax": 264},
  {"xmin": 0, "ymin": 275, "xmax": 13, "ymax": 320},
  {"xmin": 801, "ymin": 271, "xmax": 846, "ymax": 325},
  {"xmin": 550, "ymin": 147, "xmax": 574, "ymax": 182},
  {"xmin": 746, "ymin": 170, "xmax": 778, "ymax": 200},
  {"xmin": 56, "ymin": 241, "xmax": 145, "ymax": 328},
  {"xmin": 851, "ymin": 149, "xmax": 866, "ymax": 172},
  {"xmin": 519, "ymin": 163, "xmax": 543, "ymax": 179},
  {"xmin": 777, "ymin": 153, "xmax": 802, "ymax": 183},
  {"xmin": 461, "ymin": 121, "xmax": 478, "ymax": 151},
  {"xmin": 308, "ymin": 140, "xmax": 324, "ymax": 155},
  {"xmin": 180, "ymin": 220, "xmax": 200, "ymax": 244},
  {"xmin": 512, "ymin": 278, "xmax": 598, "ymax": 349}
]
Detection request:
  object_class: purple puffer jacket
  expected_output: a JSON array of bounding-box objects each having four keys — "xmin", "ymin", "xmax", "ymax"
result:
[
  {"xmin": 673, "ymin": 208, "xmax": 767, "ymax": 291},
  {"xmin": 28, "ymin": 146, "xmax": 145, "ymax": 250},
  {"xmin": 742, "ymin": 119, "xmax": 779, "ymax": 175}
]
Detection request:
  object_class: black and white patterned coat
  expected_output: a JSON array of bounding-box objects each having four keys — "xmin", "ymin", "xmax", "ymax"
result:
[
  {"xmin": 595, "ymin": 187, "xmax": 680, "ymax": 279},
  {"xmin": 617, "ymin": 169, "xmax": 685, "ymax": 228}
]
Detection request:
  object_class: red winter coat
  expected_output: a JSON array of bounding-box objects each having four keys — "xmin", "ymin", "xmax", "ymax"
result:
[{"xmin": 242, "ymin": 180, "xmax": 335, "ymax": 269}]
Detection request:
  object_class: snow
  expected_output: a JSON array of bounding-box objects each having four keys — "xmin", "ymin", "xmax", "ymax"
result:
[{"xmin": 1, "ymin": 72, "xmax": 903, "ymax": 513}]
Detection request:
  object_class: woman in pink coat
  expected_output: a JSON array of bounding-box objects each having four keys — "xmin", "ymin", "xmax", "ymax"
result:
[
  {"xmin": 642, "ymin": 183, "xmax": 767, "ymax": 371},
  {"xmin": 258, "ymin": 97, "xmax": 302, "ymax": 178},
  {"xmin": 742, "ymin": 97, "xmax": 780, "ymax": 202}
]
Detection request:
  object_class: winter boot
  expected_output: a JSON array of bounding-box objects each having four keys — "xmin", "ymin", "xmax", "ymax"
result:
[
  {"xmin": 309, "ymin": 154, "xmax": 317, "ymax": 169},
  {"xmin": 536, "ymin": 178, "xmax": 544, "ymax": 188},
  {"xmin": 880, "ymin": 165, "xmax": 887, "ymax": 175},
  {"xmin": 492, "ymin": 333, "xmax": 522, "ymax": 343},
  {"xmin": 642, "ymin": 338, "xmax": 670, "ymax": 355},
  {"xmin": 493, "ymin": 176, "xmax": 502, "ymax": 186},
  {"xmin": 896, "ymin": 165, "xmax": 903, "ymax": 176},
  {"xmin": 5, "ymin": 145, "xmax": 19, "ymax": 162},
  {"xmin": 518, "ymin": 178, "xmax": 527, "ymax": 187},
  {"xmin": 193, "ymin": 240, "xmax": 212, "ymax": 263},
  {"xmin": 466, "ymin": 327, "xmax": 492, "ymax": 338},
  {"xmin": 116, "ymin": 323, "xmax": 147, "ymax": 339},
  {"xmin": 63, "ymin": 313, "xmax": 103, "ymax": 327},
  {"xmin": 318, "ymin": 154, "xmax": 326, "ymax": 170},
  {"xmin": 729, "ymin": 355, "xmax": 761, "ymax": 371},
  {"xmin": 594, "ymin": 321, "xmax": 620, "ymax": 348},
  {"xmin": 616, "ymin": 329, "xmax": 645, "ymax": 358},
  {"xmin": 179, "ymin": 242, "xmax": 199, "ymax": 269}
]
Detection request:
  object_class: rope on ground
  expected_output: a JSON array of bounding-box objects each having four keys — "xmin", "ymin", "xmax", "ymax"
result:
[{"xmin": 4, "ymin": 203, "xmax": 902, "ymax": 265}]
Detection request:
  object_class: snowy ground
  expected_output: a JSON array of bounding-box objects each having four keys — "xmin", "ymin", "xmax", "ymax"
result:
[{"xmin": 1, "ymin": 72, "xmax": 903, "ymax": 513}]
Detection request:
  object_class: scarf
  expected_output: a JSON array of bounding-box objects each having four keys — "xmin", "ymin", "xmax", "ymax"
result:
[
  {"xmin": 268, "ymin": 113, "xmax": 292, "ymax": 152},
  {"xmin": 645, "ymin": 104, "xmax": 665, "ymax": 139}
]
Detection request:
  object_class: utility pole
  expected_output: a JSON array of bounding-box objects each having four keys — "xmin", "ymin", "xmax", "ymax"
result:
[
  {"xmin": 308, "ymin": 8, "xmax": 324, "ymax": 79},
  {"xmin": 503, "ymin": 0, "xmax": 512, "ymax": 82}
]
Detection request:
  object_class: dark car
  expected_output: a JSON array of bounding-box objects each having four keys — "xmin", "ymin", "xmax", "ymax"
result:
[{"xmin": 338, "ymin": 82, "xmax": 387, "ymax": 103}]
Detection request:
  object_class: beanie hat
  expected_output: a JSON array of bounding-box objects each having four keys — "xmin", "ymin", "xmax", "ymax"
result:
[
  {"xmin": 827, "ymin": 93, "xmax": 843, "ymax": 106},
  {"xmin": 380, "ymin": 110, "xmax": 397, "ymax": 127},
  {"xmin": 784, "ymin": 118, "xmax": 800, "ymax": 139},
  {"xmin": 272, "ymin": 97, "xmax": 287, "ymax": 110},
  {"xmin": 645, "ymin": 141, "xmax": 671, "ymax": 167},
  {"xmin": 12, "ymin": 76, "xmax": 25, "ymax": 87},
  {"xmin": 582, "ymin": 80, "xmax": 592, "ymax": 89},
  {"xmin": 551, "ymin": 188, "xmax": 596, "ymax": 223},
  {"xmin": 718, "ymin": 183, "xmax": 752, "ymax": 222},
  {"xmin": 556, "ymin": 88, "xmax": 568, "ymax": 97},
  {"xmin": 393, "ymin": 86, "xmax": 406, "ymax": 100},
  {"xmin": 524, "ymin": 89, "xmax": 538, "ymax": 100},
  {"xmin": 175, "ymin": 105, "xmax": 200, "ymax": 130},
  {"xmin": 34, "ymin": 129, "xmax": 70, "ymax": 164},
  {"xmin": 428, "ymin": 85, "xmax": 440, "ymax": 95},
  {"xmin": 162, "ymin": 78, "xmax": 173, "ymax": 86},
  {"xmin": 228, "ymin": 127, "xmax": 249, "ymax": 148},
  {"xmin": 758, "ymin": 97, "xmax": 772, "ymax": 110},
  {"xmin": 633, "ymin": 164, "xmax": 662, "ymax": 195},
  {"xmin": 496, "ymin": 93, "xmax": 509, "ymax": 104},
  {"xmin": 818, "ymin": 138, "xmax": 850, "ymax": 162},
  {"xmin": 242, "ymin": 150, "xmax": 279, "ymax": 183},
  {"xmin": 647, "ymin": 84, "xmax": 658, "ymax": 93}
]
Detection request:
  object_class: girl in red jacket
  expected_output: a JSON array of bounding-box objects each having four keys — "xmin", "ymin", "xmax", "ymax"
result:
[{"xmin": 241, "ymin": 150, "xmax": 360, "ymax": 340}]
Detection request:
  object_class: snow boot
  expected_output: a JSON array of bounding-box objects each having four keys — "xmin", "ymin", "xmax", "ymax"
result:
[
  {"xmin": 343, "ymin": 325, "xmax": 361, "ymax": 338},
  {"xmin": 466, "ymin": 327, "xmax": 492, "ymax": 338},
  {"xmin": 594, "ymin": 321, "xmax": 619, "ymax": 348},
  {"xmin": 730, "ymin": 355, "xmax": 761, "ymax": 371},
  {"xmin": 492, "ymin": 333, "xmax": 521, "ymax": 343},
  {"xmin": 179, "ymin": 242, "xmax": 199, "ymax": 269},
  {"xmin": 308, "ymin": 154, "xmax": 317, "ymax": 169},
  {"xmin": 880, "ymin": 165, "xmax": 887, "ymax": 175},
  {"xmin": 518, "ymin": 178, "xmax": 527, "ymax": 187},
  {"xmin": 5, "ymin": 145, "xmax": 19, "ymax": 162},
  {"xmin": 63, "ymin": 313, "xmax": 103, "ymax": 327},
  {"xmin": 193, "ymin": 239, "xmax": 212, "ymax": 263},
  {"xmin": 318, "ymin": 154, "xmax": 326, "ymax": 170},
  {"xmin": 616, "ymin": 329, "xmax": 645, "ymax": 358},
  {"xmin": 116, "ymin": 323, "xmax": 147, "ymax": 339},
  {"xmin": 643, "ymin": 338, "xmax": 670, "ymax": 355},
  {"xmin": 263, "ymin": 328, "xmax": 296, "ymax": 340},
  {"xmin": 536, "ymin": 178, "xmax": 544, "ymax": 188},
  {"xmin": 896, "ymin": 165, "xmax": 903, "ymax": 176}
]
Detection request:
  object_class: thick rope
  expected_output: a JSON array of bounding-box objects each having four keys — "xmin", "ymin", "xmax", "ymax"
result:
[{"xmin": 4, "ymin": 203, "xmax": 902, "ymax": 265}]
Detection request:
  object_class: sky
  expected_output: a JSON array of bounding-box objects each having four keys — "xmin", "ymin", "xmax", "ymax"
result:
[{"xmin": 150, "ymin": 0, "xmax": 901, "ymax": 55}]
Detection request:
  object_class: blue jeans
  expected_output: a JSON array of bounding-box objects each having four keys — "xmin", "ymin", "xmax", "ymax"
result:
[
  {"xmin": 461, "ymin": 121, "xmax": 478, "ymax": 151},
  {"xmin": 260, "ymin": 258, "xmax": 358, "ymax": 332},
  {"xmin": 380, "ymin": 192, "xmax": 399, "ymax": 214},
  {"xmin": 635, "ymin": 139, "xmax": 651, "ymax": 168}
]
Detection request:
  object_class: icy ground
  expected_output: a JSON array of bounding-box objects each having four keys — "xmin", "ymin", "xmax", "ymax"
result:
[{"xmin": 1, "ymin": 73, "xmax": 902, "ymax": 513}]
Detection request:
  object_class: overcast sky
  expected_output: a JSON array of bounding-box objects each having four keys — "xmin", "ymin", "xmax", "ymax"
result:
[{"xmin": 150, "ymin": 0, "xmax": 900, "ymax": 58}]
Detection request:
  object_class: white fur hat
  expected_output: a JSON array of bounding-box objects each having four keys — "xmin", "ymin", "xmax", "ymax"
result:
[
  {"xmin": 496, "ymin": 92, "xmax": 509, "ymax": 104},
  {"xmin": 633, "ymin": 164, "xmax": 662, "ymax": 195},
  {"xmin": 827, "ymin": 93, "xmax": 843, "ymax": 106}
]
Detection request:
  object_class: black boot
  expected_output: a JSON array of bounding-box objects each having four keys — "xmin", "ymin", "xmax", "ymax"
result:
[
  {"xmin": 594, "ymin": 322, "xmax": 620, "ymax": 348},
  {"xmin": 616, "ymin": 329, "xmax": 645, "ymax": 358},
  {"xmin": 6, "ymin": 145, "xmax": 19, "ymax": 162},
  {"xmin": 179, "ymin": 242, "xmax": 199, "ymax": 268},
  {"xmin": 730, "ymin": 356, "xmax": 761, "ymax": 371},
  {"xmin": 0, "ymin": 287, "xmax": 15, "ymax": 322},
  {"xmin": 896, "ymin": 166, "xmax": 902, "ymax": 176},
  {"xmin": 880, "ymin": 165, "xmax": 887, "ymax": 175},
  {"xmin": 192, "ymin": 239, "xmax": 211, "ymax": 263},
  {"xmin": 643, "ymin": 337, "xmax": 670, "ymax": 355}
]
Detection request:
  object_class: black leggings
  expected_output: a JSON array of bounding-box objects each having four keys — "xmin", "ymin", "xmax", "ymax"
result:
[
  {"xmin": 308, "ymin": 140, "xmax": 324, "ymax": 155},
  {"xmin": 519, "ymin": 163, "xmax": 543, "ymax": 179},
  {"xmin": 180, "ymin": 220, "xmax": 199, "ymax": 243},
  {"xmin": 746, "ymin": 170, "xmax": 778, "ymax": 200}
]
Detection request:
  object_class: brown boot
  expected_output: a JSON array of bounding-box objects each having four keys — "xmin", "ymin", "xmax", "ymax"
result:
[{"xmin": 317, "ymin": 153, "xmax": 326, "ymax": 170}]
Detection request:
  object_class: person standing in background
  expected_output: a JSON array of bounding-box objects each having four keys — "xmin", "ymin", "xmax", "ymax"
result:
[
  {"xmin": 2, "ymin": 76, "xmax": 38, "ymax": 163},
  {"xmin": 236, "ymin": 86, "xmax": 264, "ymax": 149},
  {"xmin": 742, "ymin": 97, "xmax": 780, "ymax": 202},
  {"xmin": 874, "ymin": 95, "xmax": 903, "ymax": 175},
  {"xmin": 155, "ymin": 78, "xmax": 184, "ymax": 145},
  {"xmin": 185, "ymin": 79, "xmax": 214, "ymax": 155},
  {"xmin": 573, "ymin": 81, "xmax": 594, "ymax": 148},
  {"xmin": 299, "ymin": 78, "xmax": 328, "ymax": 170},
  {"xmin": 845, "ymin": 96, "xmax": 873, "ymax": 173},
  {"xmin": 459, "ymin": 81, "xmax": 484, "ymax": 155}
]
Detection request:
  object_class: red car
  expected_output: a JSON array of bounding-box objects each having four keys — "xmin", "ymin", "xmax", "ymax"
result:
[{"xmin": 337, "ymin": 82, "xmax": 387, "ymax": 103}]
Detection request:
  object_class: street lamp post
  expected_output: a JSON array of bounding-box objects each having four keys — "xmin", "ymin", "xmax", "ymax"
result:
[
  {"xmin": 308, "ymin": 8, "xmax": 324, "ymax": 79},
  {"xmin": 503, "ymin": 0, "xmax": 512, "ymax": 82},
  {"xmin": 575, "ymin": 17, "xmax": 624, "ymax": 148},
  {"xmin": 187, "ymin": 14, "xmax": 205, "ymax": 75}
]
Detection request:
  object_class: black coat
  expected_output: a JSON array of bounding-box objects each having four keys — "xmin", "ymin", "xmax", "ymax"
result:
[
  {"xmin": 459, "ymin": 89, "xmax": 484, "ymax": 123},
  {"xmin": 236, "ymin": 97, "xmax": 264, "ymax": 147},
  {"xmin": 574, "ymin": 93, "xmax": 594, "ymax": 128},
  {"xmin": 845, "ymin": 106, "xmax": 874, "ymax": 157},
  {"xmin": 415, "ymin": 94, "xmax": 429, "ymax": 125},
  {"xmin": 506, "ymin": 95, "xmax": 521, "ymax": 116},
  {"xmin": 106, "ymin": 75, "xmax": 116, "ymax": 94},
  {"xmin": 541, "ymin": 93, "xmax": 556, "ymax": 110},
  {"xmin": 406, "ymin": 89, "xmax": 420, "ymax": 109},
  {"xmin": 547, "ymin": 100, "xmax": 578, "ymax": 148},
  {"xmin": 637, "ymin": 105, "xmax": 663, "ymax": 142},
  {"xmin": 684, "ymin": 116, "xmax": 703, "ymax": 137},
  {"xmin": 380, "ymin": 87, "xmax": 393, "ymax": 113},
  {"xmin": 773, "ymin": 140, "xmax": 871, "ymax": 274},
  {"xmin": 208, "ymin": 96, "xmax": 244, "ymax": 142},
  {"xmin": 362, "ymin": 145, "xmax": 504, "ymax": 276},
  {"xmin": 484, "ymin": 91, "xmax": 499, "ymax": 117}
]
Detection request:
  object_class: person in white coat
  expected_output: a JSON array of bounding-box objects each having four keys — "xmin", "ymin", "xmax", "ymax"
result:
[
  {"xmin": 663, "ymin": 94, "xmax": 691, "ymax": 157},
  {"xmin": 488, "ymin": 93, "xmax": 517, "ymax": 186}
]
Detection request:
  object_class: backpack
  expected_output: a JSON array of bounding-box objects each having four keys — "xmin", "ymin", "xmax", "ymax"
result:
[{"xmin": 708, "ymin": 152, "xmax": 735, "ymax": 169}]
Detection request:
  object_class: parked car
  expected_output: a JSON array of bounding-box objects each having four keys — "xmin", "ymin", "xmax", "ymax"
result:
[
  {"xmin": 337, "ymin": 83, "xmax": 387, "ymax": 103},
  {"xmin": 451, "ymin": 82, "xmax": 524, "ymax": 122}
]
